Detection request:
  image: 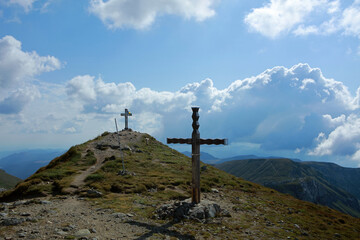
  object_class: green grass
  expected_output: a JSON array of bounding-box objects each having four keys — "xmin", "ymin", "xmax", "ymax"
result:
[{"xmin": 1, "ymin": 132, "xmax": 360, "ymax": 239}]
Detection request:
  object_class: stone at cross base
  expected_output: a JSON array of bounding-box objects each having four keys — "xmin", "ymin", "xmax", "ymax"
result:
[
  {"xmin": 120, "ymin": 108, "xmax": 132, "ymax": 131},
  {"xmin": 167, "ymin": 107, "xmax": 227, "ymax": 204}
]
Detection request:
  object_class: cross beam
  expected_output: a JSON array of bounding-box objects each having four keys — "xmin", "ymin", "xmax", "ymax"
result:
[
  {"xmin": 167, "ymin": 107, "xmax": 227, "ymax": 204},
  {"xmin": 120, "ymin": 108, "xmax": 132, "ymax": 130}
]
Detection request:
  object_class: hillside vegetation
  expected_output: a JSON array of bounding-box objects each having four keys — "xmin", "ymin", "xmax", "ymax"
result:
[
  {"xmin": 216, "ymin": 158, "xmax": 360, "ymax": 218},
  {"xmin": 1, "ymin": 131, "xmax": 360, "ymax": 239},
  {"xmin": 0, "ymin": 169, "xmax": 22, "ymax": 190}
]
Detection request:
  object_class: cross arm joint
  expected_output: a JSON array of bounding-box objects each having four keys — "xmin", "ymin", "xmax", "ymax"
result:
[
  {"xmin": 199, "ymin": 138, "xmax": 228, "ymax": 145},
  {"xmin": 167, "ymin": 138, "xmax": 192, "ymax": 144}
]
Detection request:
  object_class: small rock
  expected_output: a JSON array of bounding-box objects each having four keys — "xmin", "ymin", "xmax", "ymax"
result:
[
  {"xmin": 40, "ymin": 200, "xmax": 51, "ymax": 205},
  {"xmin": 2, "ymin": 217, "xmax": 26, "ymax": 226},
  {"xmin": 112, "ymin": 212, "xmax": 127, "ymax": 218},
  {"xmin": 87, "ymin": 189, "xmax": 103, "ymax": 198},
  {"xmin": 211, "ymin": 188, "xmax": 219, "ymax": 193},
  {"xmin": 0, "ymin": 212, "xmax": 7, "ymax": 217},
  {"xmin": 90, "ymin": 228, "xmax": 97, "ymax": 233},
  {"xmin": 13, "ymin": 200, "xmax": 27, "ymax": 206},
  {"xmin": 221, "ymin": 209, "xmax": 231, "ymax": 217},
  {"xmin": 75, "ymin": 229, "xmax": 91, "ymax": 237},
  {"xmin": 121, "ymin": 145, "xmax": 132, "ymax": 151},
  {"xmin": 68, "ymin": 224, "xmax": 76, "ymax": 229},
  {"xmin": 25, "ymin": 217, "xmax": 37, "ymax": 222},
  {"xmin": 189, "ymin": 206, "xmax": 206, "ymax": 220},
  {"xmin": 55, "ymin": 230, "xmax": 68, "ymax": 236},
  {"xmin": 18, "ymin": 232, "xmax": 26, "ymax": 238},
  {"xmin": 20, "ymin": 212, "xmax": 31, "ymax": 216},
  {"xmin": 127, "ymin": 213, "xmax": 134, "ymax": 217}
]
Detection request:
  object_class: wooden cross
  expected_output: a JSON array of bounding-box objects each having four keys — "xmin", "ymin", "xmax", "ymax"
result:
[
  {"xmin": 167, "ymin": 107, "xmax": 227, "ymax": 204},
  {"xmin": 120, "ymin": 108, "xmax": 132, "ymax": 130}
]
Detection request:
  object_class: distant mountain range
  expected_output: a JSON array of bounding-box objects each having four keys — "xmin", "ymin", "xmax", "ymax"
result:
[
  {"xmin": 181, "ymin": 151, "xmax": 301, "ymax": 164},
  {"xmin": 0, "ymin": 149, "xmax": 65, "ymax": 179},
  {"xmin": 0, "ymin": 169, "xmax": 22, "ymax": 191},
  {"xmin": 215, "ymin": 158, "xmax": 360, "ymax": 218}
]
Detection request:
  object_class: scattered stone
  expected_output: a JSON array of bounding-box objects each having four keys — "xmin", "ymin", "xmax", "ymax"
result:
[
  {"xmin": 211, "ymin": 188, "xmax": 219, "ymax": 193},
  {"xmin": 18, "ymin": 232, "xmax": 26, "ymax": 238},
  {"xmin": 155, "ymin": 199, "xmax": 229, "ymax": 221},
  {"xmin": 87, "ymin": 189, "xmax": 103, "ymax": 198},
  {"xmin": 20, "ymin": 212, "xmax": 31, "ymax": 216},
  {"xmin": 55, "ymin": 229, "xmax": 68, "ymax": 236},
  {"xmin": 75, "ymin": 229, "xmax": 91, "ymax": 237},
  {"xmin": 121, "ymin": 145, "xmax": 132, "ymax": 151},
  {"xmin": 40, "ymin": 200, "xmax": 51, "ymax": 205},
  {"xmin": 127, "ymin": 213, "xmax": 134, "ymax": 217},
  {"xmin": 90, "ymin": 228, "xmax": 97, "ymax": 233},
  {"xmin": 25, "ymin": 217, "xmax": 37, "ymax": 222},
  {"xmin": 13, "ymin": 200, "xmax": 27, "ymax": 206},
  {"xmin": 62, "ymin": 227, "xmax": 71, "ymax": 232},
  {"xmin": 112, "ymin": 212, "xmax": 127, "ymax": 219},
  {"xmin": 0, "ymin": 212, "xmax": 7, "ymax": 217},
  {"xmin": 117, "ymin": 170, "xmax": 136, "ymax": 176},
  {"xmin": 67, "ymin": 224, "xmax": 76, "ymax": 230},
  {"xmin": 1, "ymin": 217, "xmax": 25, "ymax": 226},
  {"xmin": 222, "ymin": 209, "xmax": 231, "ymax": 217}
]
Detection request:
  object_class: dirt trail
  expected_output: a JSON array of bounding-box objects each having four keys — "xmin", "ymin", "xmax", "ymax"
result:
[
  {"xmin": 64, "ymin": 131, "xmax": 146, "ymax": 194},
  {"xmin": 0, "ymin": 196, "xmax": 158, "ymax": 239}
]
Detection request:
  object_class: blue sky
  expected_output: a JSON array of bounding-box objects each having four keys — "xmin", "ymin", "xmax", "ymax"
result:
[{"xmin": 1, "ymin": 0, "xmax": 360, "ymax": 167}]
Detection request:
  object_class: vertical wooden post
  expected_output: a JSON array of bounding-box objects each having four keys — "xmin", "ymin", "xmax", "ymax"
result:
[
  {"xmin": 167, "ymin": 107, "xmax": 227, "ymax": 204},
  {"xmin": 191, "ymin": 107, "xmax": 200, "ymax": 204}
]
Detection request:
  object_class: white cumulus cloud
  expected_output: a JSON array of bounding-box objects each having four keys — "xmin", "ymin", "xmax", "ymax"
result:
[
  {"xmin": 0, "ymin": 86, "xmax": 40, "ymax": 114},
  {"xmin": 3, "ymin": 62, "xmax": 360, "ymax": 166},
  {"xmin": 244, "ymin": 0, "xmax": 360, "ymax": 40},
  {"xmin": 64, "ymin": 63, "xmax": 359, "ymax": 156},
  {"xmin": 310, "ymin": 114, "xmax": 360, "ymax": 164},
  {"xmin": 0, "ymin": 35, "xmax": 62, "ymax": 88},
  {"xmin": 244, "ymin": 0, "xmax": 328, "ymax": 38},
  {"xmin": 89, "ymin": 0, "xmax": 218, "ymax": 29},
  {"xmin": 340, "ymin": 1, "xmax": 360, "ymax": 38}
]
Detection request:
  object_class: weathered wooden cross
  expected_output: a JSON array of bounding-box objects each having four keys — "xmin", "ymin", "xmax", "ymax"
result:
[
  {"xmin": 120, "ymin": 108, "xmax": 132, "ymax": 130},
  {"xmin": 167, "ymin": 107, "xmax": 227, "ymax": 204}
]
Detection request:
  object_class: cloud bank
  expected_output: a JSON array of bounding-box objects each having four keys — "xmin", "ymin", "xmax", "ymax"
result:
[
  {"xmin": 245, "ymin": 0, "xmax": 360, "ymax": 40},
  {"xmin": 60, "ymin": 63, "xmax": 360, "ymax": 165},
  {"xmin": 2, "ymin": 60, "xmax": 360, "ymax": 166},
  {"xmin": 0, "ymin": 35, "xmax": 61, "ymax": 114},
  {"xmin": 89, "ymin": 0, "xmax": 218, "ymax": 29}
]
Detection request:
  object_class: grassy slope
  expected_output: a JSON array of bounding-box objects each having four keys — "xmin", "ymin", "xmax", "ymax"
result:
[
  {"xmin": 0, "ymin": 169, "xmax": 22, "ymax": 190},
  {"xmin": 1, "ymin": 132, "xmax": 360, "ymax": 239},
  {"xmin": 303, "ymin": 161, "xmax": 360, "ymax": 199},
  {"xmin": 216, "ymin": 159, "xmax": 360, "ymax": 218}
]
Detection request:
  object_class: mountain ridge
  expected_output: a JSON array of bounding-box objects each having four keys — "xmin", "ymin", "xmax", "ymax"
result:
[
  {"xmin": 0, "ymin": 169, "xmax": 22, "ymax": 190},
  {"xmin": 215, "ymin": 158, "xmax": 360, "ymax": 218},
  {"xmin": 0, "ymin": 149, "xmax": 65, "ymax": 179},
  {"xmin": 1, "ymin": 131, "xmax": 360, "ymax": 239}
]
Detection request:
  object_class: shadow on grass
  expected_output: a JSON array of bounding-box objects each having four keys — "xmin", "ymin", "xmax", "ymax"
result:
[{"xmin": 126, "ymin": 220, "xmax": 195, "ymax": 240}]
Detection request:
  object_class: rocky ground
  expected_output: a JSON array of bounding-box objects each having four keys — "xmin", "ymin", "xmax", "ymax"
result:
[
  {"xmin": 0, "ymin": 196, "xmax": 152, "ymax": 239},
  {"xmin": 0, "ymin": 192, "xmax": 235, "ymax": 240}
]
